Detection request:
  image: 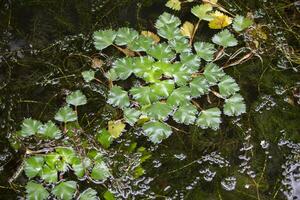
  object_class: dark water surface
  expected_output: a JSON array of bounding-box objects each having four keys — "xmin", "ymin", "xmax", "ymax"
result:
[{"xmin": 0, "ymin": 0, "xmax": 300, "ymax": 199}]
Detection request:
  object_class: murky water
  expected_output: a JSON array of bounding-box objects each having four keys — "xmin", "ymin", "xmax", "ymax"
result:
[{"xmin": 0, "ymin": 0, "xmax": 299, "ymax": 199}]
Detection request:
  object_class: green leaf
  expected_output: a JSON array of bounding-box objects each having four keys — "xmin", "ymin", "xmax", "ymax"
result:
[
  {"xmin": 147, "ymin": 43, "xmax": 175, "ymax": 61},
  {"xmin": 108, "ymin": 120, "xmax": 126, "ymax": 138},
  {"xmin": 128, "ymin": 35, "xmax": 154, "ymax": 52},
  {"xmin": 96, "ymin": 129, "xmax": 113, "ymax": 149},
  {"xmin": 56, "ymin": 147, "xmax": 76, "ymax": 164},
  {"xmin": 66, "ymin": 90, "xmax": 87, "ymax": 106},
  {"xmin": 196, "ymin": 107, "xmax": 221, "ymax": 130},
  {"xmin": 150, "ymin": 80, "xmax": 175, "ymax": 98},
  {"xmin": 142, "ymin": 68, "xmax": 163, "ymax": 83},
  {"xmin": 167, "ymin": 86, "xmax": 191, "ymax": 106},
  {"xmin": 112, "ymin": 57, "xmax": 134, "ymax": 80},
  {"xmin": 233, "ymin": 15, "xmax": 253, "ymax": 32},
  {"xmin": 91, "ymin": 161, "xmax": 111, "ymax": 181},
  {"xmin": 94, "ymin": 29, "xmax": 116, "ymax": 50},
  {"xmin": 191, "ymin": 4, "xmax": 214, "ymax": 21},
  {"xmin": 218, "ymin": 75, "xmax": 240, "ymax": 97},
  {"xmin": 79, "ymin": 188, "xmax": 98, "ymax": 200},
  {"xmin": 132, "ymin": 56, "xmax": 155, "ymax": 78},
  {"xmin": 107, "ymin": 86, "xmax": 130, "ymax": 108},
  {"xmin": 19, "ymin": 118, "xmax": 42, "ymax": 137},
  {"xmin": 173, "ymin": 103, "xmax": 198, "ymax": 125},
  {"xmin": 115, "ymin": 27, "xmax": 139, "ymax": 46},
  {"xmin": 152, "ymin": 61, "xmax": 174, "ymax": 77},
  {"xmin": 88, "ymin": 150, "xmax": 103, "ymax": 162},
  {"xmin": 155, "ymin": 12, "xmax": 181, "ymax": 40},
  {"xmin": 71, "ymin": 157, "xmax": 85, "ymax": 178},
  {"xmin": 38, "ymin": 121, "xmax": 62, "ymax": 139},
  {"xmin": 82, "ymin": 70, "xmax": 95, "ymax": 83},
  {"xmin": 142, "ymin": 121, "xmax": 172, "ymax": 143},
  {"xmin": 130, "ymin": 86, "xmax": 159, "ymax": 106},
  {"xmin": 106, "ymin": 69, "xmax": 118, "ymax": 81},
  {"xmin": 26, "ymin": 181, "xmax": 49, "ymax": 200},
  {"xmin": 169, "ymin": 37, "xmax": 191, "ymax": 53},
  {"xmin": 166, "ymin": 0, "xmax": 181, "ymax": 11},
  {"xmin": 124, "ymin": 108, "xmax": 142, "ymax": 126},
  {"xmin": 55, "ymin": 106, "xmax": 77, "ymax": 123},
  {"xmin": 24, "ymin": 156, "xmax": 44, "ymax": 178},
  {"xmin": 40, "ymin": 165, "xmax": 58, "ymax": 183},
  {"xmin": 203, "ymin": 63, "xmax": 225, "ymax": 84},
  {"xmin": 45, "ymin": 153, "xmax": 60, "ymax": 169},
  {"xmin": 52, "ymin": 181, "xmax": 77, "ymax": 200},
  {"xmin": 180, "ymin": 53, "xmax": 201, "ymax": 73},
  {"xmin": 223, "ymin": 94, "xmax": 246, "ymax": 116},
  {"xmin": 194, "ymin": 42, "xmax": 216, "ymax": 61},
  {"xmin": 212, "ymin": 29, "xmax": 238, "ymax": 47},
  {"xmin": 103, "ymin": 190, "xmax": 115, "ymax": 200},
  {"xmin": 190, "ymin": 76, "xmax": 210, "ymax": 97},
  {"xmin": 172, "ymin": 64, "xmax": 192, "ymax": 86},
  {"xmin": 144, "ymin": 102, "xmax": 173, "ymax": 121}
]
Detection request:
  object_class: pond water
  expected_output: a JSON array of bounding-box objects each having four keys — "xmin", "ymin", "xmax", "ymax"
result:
[{"xmin": 0, "ymin": 0, "xmax": 299, "ymax": 199}]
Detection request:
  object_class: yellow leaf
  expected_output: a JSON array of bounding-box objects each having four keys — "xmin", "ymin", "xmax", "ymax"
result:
[
  {"xmin": 203, "ymin": 0, "xmax": 218, "ymax": 4},
  {"xmin": 141, "ymin": 31, "xmax": 160, "ymax": 43},
  {"xmin": 108, "ymin": 120, "xmax": 125, "ymax": 138},
  {"xmin": 208, "ymin": 11, "xmax": 232, "ymax": 29},
  {"xmin": 136, "ymin": 115, "xmax": 150, "ymax": 125},
  {"xmin": 180, "ymin": 21, "xmax": 195, "ymax": 38},
  {"xmin": 166, "ymin": 0, "xmax": 181, "ymax": 11}
]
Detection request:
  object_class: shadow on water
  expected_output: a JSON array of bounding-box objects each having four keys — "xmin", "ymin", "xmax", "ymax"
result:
[{"xmin": 0, "ymin": 0, "xmax": 299, "ymax": 199}]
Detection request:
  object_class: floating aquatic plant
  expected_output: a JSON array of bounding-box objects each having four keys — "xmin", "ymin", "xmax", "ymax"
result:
[{"xmin": 90, "ymin": 4, "xmax": 253, "ymax": 144}]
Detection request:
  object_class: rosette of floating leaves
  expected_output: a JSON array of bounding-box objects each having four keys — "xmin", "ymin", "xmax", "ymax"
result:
[{"xmin": 92, "ymin": 12, "xmax": 248, "ymax": 144}]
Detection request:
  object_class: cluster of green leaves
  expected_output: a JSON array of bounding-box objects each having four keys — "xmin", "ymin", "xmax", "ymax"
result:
[{"xmin": 90, "ymin": 6, "xmax": 251, "ymax": 143}]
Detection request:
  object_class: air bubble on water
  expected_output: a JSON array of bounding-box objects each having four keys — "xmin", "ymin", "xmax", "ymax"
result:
[
  {"xmin": 174, "ymin": 153, "xmax": 186, "ymax": 160},
  {"xmin": 221, "ymin": 177, "xmax": 237, "ymax": 191},
  {"xmin": 199, "ymin": 168, "xmax": 216, "ymax": 182},
  {"xmin": 260, "ymin": 140, "xmax": 270, "ymax": 149}
]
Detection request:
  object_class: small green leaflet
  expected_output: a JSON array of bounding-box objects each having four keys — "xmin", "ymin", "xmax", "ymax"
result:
[
  {"xmin": 223, "ymin": 94, "xmax": 246, "ymax": 116},
  {"xmin": 52, "ymin": 181, "xmax": 77, "ymax": 200},
  {"xmin": 38, "ymin": 121, "xmax": 61, "ymax": 139},
  {"xmin": 169, "ymin": 37, "xmax": 191, "ymax": 53},
  {"xmin": 218, "ymin": 75, "xmax": 240, "ymax": 97},
  {"xmin": 196, "ymin": 107, "xmax": 221, "ymax": 130},
  {"xmin": 79, "ymin": 188, "xmax": 98, "ymax": 200},
  {"xmin": 103, "ymin": 190, "xmax": 116, "ymax": 200},
  {"xmin": 45, "ymin": 153, "xmax": 60, "ymax": 169},
  {"xmin": 194, "ymin": 42, "xmax": 216, "ymax": 61},
  {"xmin": 147, "ymin": 43, "xmax": 175, "ymax": 61},
  {"xmin": 24, "ymin": 156, "xmax": 44, "ymax": 178},
  {"xmin": 172, "ymin": 64, "xmax": 192, "ymax": 86},
  {"xmin": 190, "ymin": 76, "xmax": 210, "ymax": 97},
  {"xmin": 26, "ymin": 181, "xmax": 49, "ymax": 200},
  {"xmin": 132, "ymin": 56, "xmax": 154, "ymax": 78},
  {"xmin": 124, "ymin": 108, "xmax": 142, "ymax": 126},
  {"xmin": 155, "ymin": 12, "xmax": 181, "ymax": 40},
  {"xmin": 144, "ymin": 102, "xmax": 173, "ymax": 121},
  {"xmin": 128, "ymin": 35, "xmax": 154, "ymax": 52},
  {"xmin": 55, "ymin": 106, "xmax": 77, "ymax": 123},
  {"xmin": 191, "ymin": 4, "xmax": 214, "ymax": 21},
  {"xmin": 96, "ymin": 129, "xmax": 113, "ymax": 149},
  {"xmin": 82, "ymin": 70, "xmax": 95, "ymax": 83},
  {"xmin": 150, "ymin": 80, "xmax": 175, "ymax": 98},
  {"xmin": 142, "ymin": 68, "xmax": 163, "ymax": 83},
  {"xmin": 130, "ymin": 86, "xmax": 159, "ymax": 106},
  {"xmin": 107, "ymin": 86, "xmax": 130, "ymax": 108},
  {"xmin": 212, "ymin": 29, "xmax": 238, "ymax": 47},
  {"xmin": 72, "ymin": 157, "xmax": 85, "ymax": 178},
  {"xmin": 66, "ymin": 90, "xmax": 87, "ymax": 107},
  {"xmin": 173, "ymin": 103, "xmax": 198, "ymax": 125},
  {"xmin": 167, "ymin": 86, "xmax": 191, "ymax": 106},
  {"xmin": 166, "ymin": 0, "xmax": 181, "ymax": 11},
  {"xmin": 56, "ymin": 147, "xmax": 76, "ymax": 164},
  {"xmin": 19, "ymin": 118, "xmax": 42, "ymax": 137},
  {"xmin": 142, "ymin": 121, "xmax": 172, "ymax": 144},
  {"xmin": 94, "ymin": 29, "xmax": 116, "ymax": 50},
  {"xmin": 152, "ymin": 61, "xmax": 174, "ymax": 77},
  {"xmin": 180, "ymin": 53, "xmax": 201, "ymax": 73},
  {"xmin": 115, "ymin": 27, "xmax": 139, "ymax": 46},
  {"xmin": 203, "ymin": 63, "xmax": 225, "ymax": 84},
  {"xmin": 112, "ymin": 57, "xmax": 134, "ymax": 80},
  {"xmin": 91, "ymin": 161, "xmax": 111, "ymax": 181},
  {"xmin": 40, "ymin": 165, "xmax": 58, "ymax": 183},
  {"xmin": 233, "ymin": 15, "xmax": 253, "ymax": 32}
]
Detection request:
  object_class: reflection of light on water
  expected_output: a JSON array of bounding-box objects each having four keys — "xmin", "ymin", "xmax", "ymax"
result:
[{"xmin": 221, "ymin": 176, "xmax": 237, "ymax": 191}]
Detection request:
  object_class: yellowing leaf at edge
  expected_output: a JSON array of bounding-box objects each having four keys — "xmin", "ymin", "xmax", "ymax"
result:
[
  {"xmin": 166, "ymin": 0, "xmax": 181, "ymax": 11},
  {"xmin": 208, "ymin": 11, "xmax": 232, "ymax": 29},
  {"xmin": 108, "ymin": 120, "xmax": 126, "ymax": 138},
  {"xmin": 180, "ymin": 21, "xmax": 195, "ymax": 38},
  {"xmin": 141, "ymin": 31, "xmax": 160, "ymax": 43}
]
